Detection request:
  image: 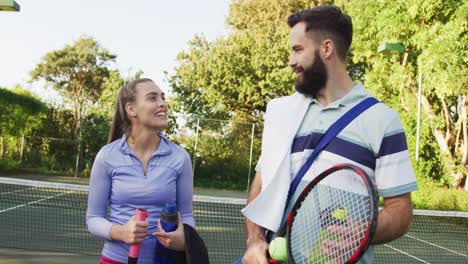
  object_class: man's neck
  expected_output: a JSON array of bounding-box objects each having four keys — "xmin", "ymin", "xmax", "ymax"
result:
[{"xmin": 316, "ymin": 70, "xmax": 355, "ymax": 107}]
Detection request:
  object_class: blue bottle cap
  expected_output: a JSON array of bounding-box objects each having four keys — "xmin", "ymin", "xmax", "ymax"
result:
[{"xmin": 164, "ymin": 203, "xmax": 177, "ymax": 213}]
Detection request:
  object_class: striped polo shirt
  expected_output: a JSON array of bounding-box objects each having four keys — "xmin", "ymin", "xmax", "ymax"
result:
[
  {"xmin": 256, "ymin": 82, "xmax": 417, "ymax": 264},
  {"xmin": 292, "ymin": 83, "xmax": 417, "ymax": 264},
  {"xmin": 289, "ymin": 83, "xmax": 417, "ymax": 198}
]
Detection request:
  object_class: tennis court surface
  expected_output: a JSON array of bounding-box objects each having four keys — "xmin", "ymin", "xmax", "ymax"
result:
[{"xmin": 0, "ymin": 177, "xmax": 467, "ymax": 263}]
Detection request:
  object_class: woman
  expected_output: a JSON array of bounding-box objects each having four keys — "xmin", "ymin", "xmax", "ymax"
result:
[{"xmin": 86, "ymin": 78, "xmax": 194, "ymax": 264}]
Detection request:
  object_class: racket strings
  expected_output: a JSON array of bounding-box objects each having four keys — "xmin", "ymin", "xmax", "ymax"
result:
[{"xmin": 289, "ymin": 169, "xmax": 372, "ymax": 264}]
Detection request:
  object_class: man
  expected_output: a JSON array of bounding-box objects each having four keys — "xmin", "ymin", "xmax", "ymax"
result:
[{"xmin": 241, "ymin": 5, "xmax": 417, "ymax": 264}]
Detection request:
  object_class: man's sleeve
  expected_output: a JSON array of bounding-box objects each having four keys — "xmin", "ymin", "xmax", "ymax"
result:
[{"xmin": 375, "ymin": 115, "xmax": 418, "ymax": 197}]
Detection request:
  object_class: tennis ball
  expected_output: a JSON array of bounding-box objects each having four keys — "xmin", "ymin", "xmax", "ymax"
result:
[
  {"xmin": 331, "ymin": 208, "xmax": 348, "ymax": 221},
  {"xmin": 269, "ymin": 237, "xmax": 288, "ymax": 261}
]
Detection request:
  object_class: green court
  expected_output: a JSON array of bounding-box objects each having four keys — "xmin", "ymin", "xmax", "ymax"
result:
[{"xmin": 0, "ymin": 177, "xmax": 467, "ymax": 263}]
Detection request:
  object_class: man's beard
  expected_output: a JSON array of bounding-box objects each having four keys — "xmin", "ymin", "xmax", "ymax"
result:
[{"xmin": 294, "ymin": 50, "xmax": 328, "ymax": 98}]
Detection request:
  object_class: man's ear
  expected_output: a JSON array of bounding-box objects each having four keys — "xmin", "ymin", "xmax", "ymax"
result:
[{"xmin": 321, "ymin": 39, "xmax": 335, "ymax": 60}]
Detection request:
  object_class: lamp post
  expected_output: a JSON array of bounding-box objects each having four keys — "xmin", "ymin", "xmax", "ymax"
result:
[
  {"xmin": 415, "ymin": 71, "xmax": 422, "ymax": 162},
  {"xmin": 0, "ymin": 0, "xmax": 20, "ymax": 12},
  {"xmin": 378, "ymin": 42, "xmax": 422, "ymax": 162}
]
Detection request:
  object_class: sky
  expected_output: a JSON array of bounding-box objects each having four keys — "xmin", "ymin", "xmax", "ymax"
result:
[{"xmin": 0, "ymin": 0, "xmax": 230, "ymax": 103}]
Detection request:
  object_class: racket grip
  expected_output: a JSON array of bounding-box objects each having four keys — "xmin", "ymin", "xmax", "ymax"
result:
[
  {"xmin": 128, "ymin": 209, "xmax": 149, "ymax": 260},
  {"xmin": 267, "ymin": 255, "xmax": 280, "ymax": 263}
]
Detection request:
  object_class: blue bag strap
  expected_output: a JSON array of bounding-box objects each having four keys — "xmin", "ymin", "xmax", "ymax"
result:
[{"xmin": 286, "ymin": 97, "xmax": 379, "ymax": 201}]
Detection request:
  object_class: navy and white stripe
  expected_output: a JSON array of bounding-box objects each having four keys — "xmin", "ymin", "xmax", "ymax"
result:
[
  {"xmin": 292, "ymin": 133, "xmax": 376, "ymax": 170},
  {"xmin": 377, "ymin": 130, "xmax": 408, "ymax": 158}
]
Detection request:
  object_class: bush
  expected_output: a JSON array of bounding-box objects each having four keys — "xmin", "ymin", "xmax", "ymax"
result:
[{"xmin": 412, "ymin": 178, "xmax": 468, "ymax": 211}]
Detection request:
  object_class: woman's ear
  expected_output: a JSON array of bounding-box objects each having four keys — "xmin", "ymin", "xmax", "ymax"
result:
[{"xmin": 125, "ymin": 102, "xmax": 136, "ymax": 118}]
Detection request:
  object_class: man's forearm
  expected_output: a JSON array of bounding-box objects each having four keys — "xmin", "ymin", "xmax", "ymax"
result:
[
  {"xmin": 372, "ymin": 193, "xmax": 413, "ymax": 244},
  {"xmin": 246, "ymin": 218, "xmax": 266, "ymax": 246},
  {"xmin": 245, "ymin": 172, "xmax": 266, "ymax": 245}
]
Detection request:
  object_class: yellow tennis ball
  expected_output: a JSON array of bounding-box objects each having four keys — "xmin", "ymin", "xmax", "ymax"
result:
[
  {"xmin": 331, "ymin": 208, "xmax": 348, "ymax": 221},
  {"xmin": 269, "ymin": 237, "xmax": 288, "ymax": 261}
]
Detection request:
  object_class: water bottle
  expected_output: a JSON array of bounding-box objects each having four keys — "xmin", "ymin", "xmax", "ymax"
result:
[{"xmin": 155, "ymin": 203, "xmax": 178, "ymax": 264}]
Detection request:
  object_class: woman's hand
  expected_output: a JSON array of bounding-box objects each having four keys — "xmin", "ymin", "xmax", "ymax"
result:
[
  {"xmin": 153, "ymin": 213, "xmax": 186, "ymax": 251},
  {"xmin": 110, "ymin": 215, "xmax": 149, "ymax": 244}
]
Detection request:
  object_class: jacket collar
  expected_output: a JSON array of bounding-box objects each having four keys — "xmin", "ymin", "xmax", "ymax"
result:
[{"xmin": 119, "ymin": 132, "xmax": 171, "ymax": 157}]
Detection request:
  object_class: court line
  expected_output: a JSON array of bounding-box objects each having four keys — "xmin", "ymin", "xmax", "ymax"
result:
[
  {"xmin": 0, "ymin": 191, "xmax": 73, "ymax": 213},
  {"xmin": 383, "ymin": 244, "xmax": 430, "ymax": 263},
  {"xmin": 195, "ymin": 213, "xmax": 244, "ymax": 220},
  {"xmin": 0, "ymin": 186, "xmax": 34, "ymax": 196},
  {"xmin": 405, "ymin": 234, "xmax": 468, "ymax": 258}
]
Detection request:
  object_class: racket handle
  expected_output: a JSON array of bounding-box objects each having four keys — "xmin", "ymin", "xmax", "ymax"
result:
[
  {"xmin": 267, "ymin": 255, "xmax": 281, "ymax": 263},
  {"xmin": 128, "ymin": 209, "xmax": 149, "ymax": 263}
]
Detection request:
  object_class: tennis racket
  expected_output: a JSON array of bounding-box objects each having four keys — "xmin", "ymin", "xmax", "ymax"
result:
[
  {"xmin": 128, "ymin": 208, "xmax": 149, "ymax": 264},
  {"xmin": 267, "ymin": 164, "xmax": 378, "ymax": 264}
]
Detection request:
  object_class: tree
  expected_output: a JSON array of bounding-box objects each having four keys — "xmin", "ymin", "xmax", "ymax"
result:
[
  {"xmin": 30, "ymin": 36, "xmax": 117, "ymax": 138},
  {"xmin": 169, "ymin": 0, "xmax": 337, "ymax": 124},
  {"xmin": 0, "ymin": 86, "xmax": 47, "ymax": 163},
  {"xmin": 167, "ymin": 0, "xmax": 338, "ymax": 189},
  {"xmin": 98, "ymin": 70, "xmax": 143, "ymax": 119},
  {"xmin": 169, "ymin": 0, "xmax": 467, "ymax": 189},
  {"xmin": 0, "ymin": 86, "xmax": 47, "ymax": 136},
  {"xmin": 346, "ymin": 0, "xmax": 467, "ymax": 188}
]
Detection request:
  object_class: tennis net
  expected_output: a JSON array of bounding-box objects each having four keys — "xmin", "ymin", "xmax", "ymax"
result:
[{"xmin": 0, "ymin": 177, "xmax": 467, "ymax": 263}]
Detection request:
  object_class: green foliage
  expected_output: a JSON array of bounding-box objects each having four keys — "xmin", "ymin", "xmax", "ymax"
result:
[
  {"xmin": 413, "ymin": 178, "xmax": 468, "ymax": 211},
  {"xmin": 80, "ymin": 112, "xmax": 111, "ymax": 177},
  {"xmin": 32, "ymin": 107, "xmax": 75, "ymax": 139},
  {"xmin": 347, "ymin": 0, "xmax": 467, "ymax": 187},
  {"xmin": 166, "ymin": 0, "xmax": 328, "ymax": 190},
  {"xmin": 20, "ymin": 136, "xmax": 79, "ymax": 175},
  {"xmin": 30, "ymin": 36, "xmax": 117, "ymax": 137},
  {"xmin": 0, "ymin": 87, "xmax": 47, "ymax": 136},
  {"xmin": 98, "ymin": 70, "xmax": 143, "ymax": 119},
  {"xmin": 166, "ymin": 0, "xmax": 468, "ymax": 201},
  {"xmin": 16, "ymin": 107, "xmax": 78, "ymax": 175},
  {"xmin": 167, "ymin": 117, "xmax": 259, "ymax": 190},
  {"xmin": 169, "ymin": 0, "xmax": 335, "ymax": 123}
]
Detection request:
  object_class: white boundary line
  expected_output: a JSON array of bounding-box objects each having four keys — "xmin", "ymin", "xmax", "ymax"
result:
[
  {"xmin": 0, "ymin": 177, "xmax": 88, "ymax": 192},
  {"xmin": 405, "ymin": 234, "xmax": 468, "ymax": 258},
  {"xmin": 0, "ymin": 191, "xmax": 73, "ymax": 213},
  {"xmin": 413, "ymin": 209, "xmax": 468, "ymax": 218},
  {"xmin": 196, "ymin": 214, "xmax": 244, "ymax": 220},
  {"xmin": 383, "ymin": 244, "xmax": 430, "ymax": 263},
  {"xmin": 0, "ymin": 186, "xmax": 34, "ymax": 196},
  {"xmin": 193, "ymin": 195, "xmax": 246, "ymax": 205}
]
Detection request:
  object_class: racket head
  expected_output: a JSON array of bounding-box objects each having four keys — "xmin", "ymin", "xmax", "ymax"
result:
[{"xmin": 285, "ymin": 164, "xmax": 378, "ymax": 264}]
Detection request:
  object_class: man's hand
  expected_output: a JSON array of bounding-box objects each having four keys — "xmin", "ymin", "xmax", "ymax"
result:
[
  {"xmin": 243, "ymin": 172, "xmax": 269, "ymax": 264},
  {"xmin": 242, "ymin": 240, "xmax": 269, "ymax": 264},
  {"xmin": 318, "ymin": 219, "xmax": 368, "ymax": 263}
]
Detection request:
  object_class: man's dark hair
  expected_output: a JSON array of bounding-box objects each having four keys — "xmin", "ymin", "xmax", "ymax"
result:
[{"xmin": 287, "ymin": 5, "xmax": 352, "ymax": 61}]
